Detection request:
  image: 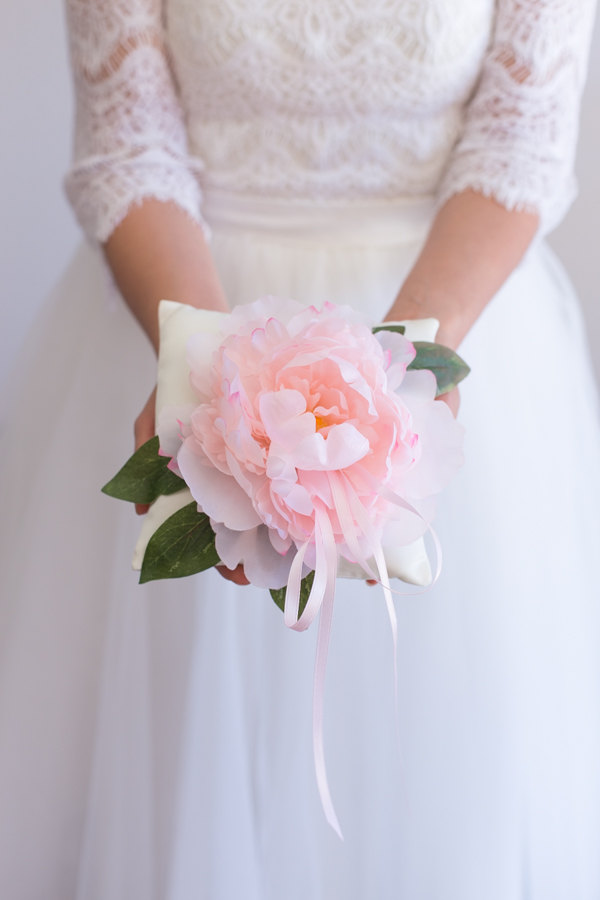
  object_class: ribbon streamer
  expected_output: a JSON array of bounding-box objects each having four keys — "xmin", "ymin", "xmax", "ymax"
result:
[
  {"xmin": 281, "ymin": 479, "xmax": 442, "ymax": 839},
  {"xmin": 311, "ymin": 506, "xmax": 343, "ymax": 838}
]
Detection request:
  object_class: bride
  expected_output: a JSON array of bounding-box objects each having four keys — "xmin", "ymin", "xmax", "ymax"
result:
[{"xmin": 1, "ymin": 1, "xmax": 600, "ymax": 898}]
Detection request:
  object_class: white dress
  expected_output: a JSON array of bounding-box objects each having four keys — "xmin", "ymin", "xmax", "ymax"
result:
[{"xmin": 1, "ymin": 1, "xmax": 600, "ymax": 898}]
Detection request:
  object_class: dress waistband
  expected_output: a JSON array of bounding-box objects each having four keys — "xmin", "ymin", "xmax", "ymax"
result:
[{"xmin": 202, "ymin": 189, "xmax": 436, "ymax": 244}]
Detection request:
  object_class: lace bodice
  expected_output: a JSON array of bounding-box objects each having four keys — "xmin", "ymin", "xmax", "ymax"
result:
[{"xmin": 64, "ymin": 0, "xmax": 597, "ymax": 242}]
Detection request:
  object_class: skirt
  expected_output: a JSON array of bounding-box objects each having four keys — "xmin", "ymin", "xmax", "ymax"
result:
[{"xmin": 1, "ymin": 192, "xmax": 600, "ymax": 900}]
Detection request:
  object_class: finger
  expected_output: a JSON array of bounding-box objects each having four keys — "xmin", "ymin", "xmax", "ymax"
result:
[
  {"xmin": 134, "ymin": 387, "xmax": 157, "ymax": 452},
  {"xmin": 216, "ymin": 563, "xmax": 250, "ymax": 586},
  {"xmin": 134, "ymin": 412, "xmax": 153, "ymax": 452},
  {"xmin": 438, "ymin": 386, "xmax": 460, "ymax": 417}
]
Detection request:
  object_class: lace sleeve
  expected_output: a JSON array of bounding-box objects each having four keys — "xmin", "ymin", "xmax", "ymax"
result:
[
  {"xmin": 64, "ymin": 0, "xmax": 203, "ymax": 243},
  {"xmin": 438, "ymin": 0, "xmax": 597, "ymax": 232}
]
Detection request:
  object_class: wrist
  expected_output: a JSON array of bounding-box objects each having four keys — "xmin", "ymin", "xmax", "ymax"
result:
[{"xmin": 385, "ymin": 284, "xmax": 469, "ymax": 350}]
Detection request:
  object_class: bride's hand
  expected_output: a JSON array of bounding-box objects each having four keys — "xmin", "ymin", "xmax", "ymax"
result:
[
  {"xmin": 215, "ymin": 564, "xmax": 251, "ymax": 586},
  {"xmin": 439, "ymin": 386, "xmax": 460, "ymax": 417},
  {"xmin": 133, "ymin": 387, "xmax": 158, "ymax": 517},
  {"xmin": 133, "ymin": 387, "xmax": 249, "ymax": 585}
]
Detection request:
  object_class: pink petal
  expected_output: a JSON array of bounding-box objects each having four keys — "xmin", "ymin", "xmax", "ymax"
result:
[
  {"xmin": 265, "ymin": 454, "xmax": 297, "ymax": 482},
  {"xmin": 226, "ymin": 297, "xmax": 304, "ymax": 336},
  {"xmin": 395, "ymin": 371, "xmax": 465, "ymax": 498},
  {"xmin": 259, "ymin": 389, "xmax": 315, "ymax": 448},
  {"xmin": 395, "ymin": 368, "xmax": 437, "ymax": 405},
  {"xmin": 294, "ymin": 422, "xmax": 369, "ymax": 471},
  {"xmin": 271, "ymin": 481, "xmax": 315, "ymax": 515},
  {"xmin": 156, "ymin": 403, "xmax": 195, "ymax": 458},
  {"xmin": 212, "ymin": 522, "xmax": 295, "ymax": 589},
  {"xmin": 269, "ymin": 529, "xmax": 293, "ymax": 555},
  {"xmin": 178, "ymin": 438, "xmax": 262, "ymax": 530},
  {"xmin": 329, "ymin": 355, "xmax": 377, "ymax": 414},
  {"xmin": 375, "ymin": 330, "xmax": 416, "ymax": 368}
]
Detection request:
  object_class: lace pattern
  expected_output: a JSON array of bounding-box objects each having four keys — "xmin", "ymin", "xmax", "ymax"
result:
[
  {"xmin": 65, "ymin": 0, "xmax": 203, "ymax": 242},
  {"xmin": 65, "ymin": 0, "xmax": 597, "ymax": 241},
  {"xmin": 438, "ymin": 0, "xmax": 597, "ymax": 229}
]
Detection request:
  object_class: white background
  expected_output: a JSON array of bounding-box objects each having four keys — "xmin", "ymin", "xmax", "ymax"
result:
[{"xmin": 1, "ymin": 0, "xmax": 599, "ymax": 389}]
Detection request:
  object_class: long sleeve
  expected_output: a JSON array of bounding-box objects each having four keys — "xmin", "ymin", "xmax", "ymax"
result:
[
  {"xmin": 438, "ymin": 0, "xmax": 597, "ymax": 232},
  {"xmin": 64, "ymin": 0, "xmax": 203, "ymax": 243}
]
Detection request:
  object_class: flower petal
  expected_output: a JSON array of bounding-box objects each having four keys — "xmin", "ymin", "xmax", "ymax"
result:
[
  {"xmin": 396, "ymin": 371, "xmax": 465, "ymax": 498},
  {"xmin": 212, "ymin": 521, "xmax": 295, "ymax": 588},
  {"xmin": 294, "ymin": 422, "xmax": 370, "ymax": 471},
  {"xmin": 178, "ymin": 438, "xmax": 262, "ymax": 530},
  {"xmin": 259, "ymin": 389, "xmax": 315, "ymax": 448},
  {"xmin": 156, "ymin": 403, "xmax": 195, "ymax": 458}
]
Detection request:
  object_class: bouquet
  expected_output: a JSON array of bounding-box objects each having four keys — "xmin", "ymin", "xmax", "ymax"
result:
[{"xmin": 103, "ymin": 296, "xmax": 468, "ymax": 835}]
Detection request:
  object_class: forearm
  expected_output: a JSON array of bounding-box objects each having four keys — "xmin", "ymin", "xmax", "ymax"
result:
[
  {"xmin": 386, "ymin": 190, "xmax": 539, "ymax": 349},
  {"xmin": 104, "ymin": 199, "xmax": 228, "ymax": 353}
]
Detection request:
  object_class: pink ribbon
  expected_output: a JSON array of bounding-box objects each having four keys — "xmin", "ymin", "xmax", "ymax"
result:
[
  {"xmin": 283, "ymin": 503, "xmax": 343, "ymax": 837},
  {"xmin": 311, "ymin": 507, "xmax": 342, "ymax": 839},
  {"xmin": 281, "ymin": 480, "xmax": 441, "ymax": 840}
]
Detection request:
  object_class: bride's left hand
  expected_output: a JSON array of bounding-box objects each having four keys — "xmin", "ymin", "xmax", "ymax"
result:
[{"xmin": 440, "ymin": 386, "xmax": 460, "ymax": 417}]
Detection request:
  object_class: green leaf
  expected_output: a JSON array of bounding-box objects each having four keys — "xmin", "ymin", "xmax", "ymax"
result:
[
  {"xmin": 139, "ymin": 501, "xmax": 220, "ymax": 583},
  {"xmin": 372, "ymin": 323, "xmax": 406, "ymax": 335},
  {"xmin": 102, "ymin": 435, "xmax": 184, "ymax": 504},
  {"xmin": 270, "ymin": 570, "xmax": 315, "ymax": 620},
  {"xmin": 408, "ymin": 341, "xmax": 470, "ymax": 396}
]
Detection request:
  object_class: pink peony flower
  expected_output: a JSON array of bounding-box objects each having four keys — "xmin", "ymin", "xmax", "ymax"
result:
[{"xmin": 159, "ymin": 298, "xmax": 464, "ymax": 613}]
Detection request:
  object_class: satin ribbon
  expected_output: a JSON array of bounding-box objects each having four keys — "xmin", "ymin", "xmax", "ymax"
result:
[
  {"xmin": 283, "ymin": 504, "xmax": 343, "ymax": 837},
  {"xmin": 281, "ymin": 479, "xmax": 441, "ymax": 839},
  {"xmin": 310, "ymin": 507, "xmax": 342, "ymax": 838}
]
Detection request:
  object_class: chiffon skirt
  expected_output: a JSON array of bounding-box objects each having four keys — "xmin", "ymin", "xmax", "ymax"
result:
[{"xmin": 1, "ymin": 193, "xmax": 600, "ymax": 900}]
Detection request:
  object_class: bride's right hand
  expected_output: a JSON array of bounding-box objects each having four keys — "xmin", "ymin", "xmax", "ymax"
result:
[
  {"xmin": 134, "ymin": 388, "xmax": 249, "ymax": 586},
  {"xmin": 133, "ymin": 387, "xmax": 158, "ymax": 517}
]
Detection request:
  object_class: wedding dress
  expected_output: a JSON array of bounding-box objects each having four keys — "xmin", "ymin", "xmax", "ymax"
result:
[{"xmin": 1, "ymin": 1, "xmax": 600, "ymax": 898}]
